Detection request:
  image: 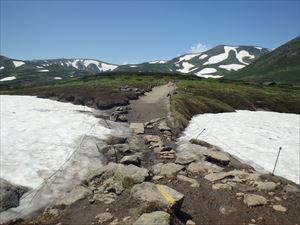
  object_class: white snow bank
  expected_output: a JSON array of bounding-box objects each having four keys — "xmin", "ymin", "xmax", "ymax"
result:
[
  {"xmin": 195, "ymin": 68, "xmax": 217, "ymax": 75},
  {"xmin": 13, "ymin": 61, "xmax": 25, "ymax": 68},
  {"xmin": 0, "ymin": 76, "xmax": 16, "ymax": 81},
  {"xmin": 177, "ymin": 54, "xmax": 200, "ymax": 63},
  {"xmin": 236, "ymin": 50, "xmax": 255, "ymax": 65},
  {"xmin": 101, "ymin": 62, "xmax": 118, "ymax": 71},
  {"xmin": 199, "ymin": 54, "xmax": 208, "ymax": 59},
  {"xmin": 197, "ymin": 74, "xmax": 223, "ymax": 79},
  {"xmin": 204, "ymin": 46, "xmax": 236, "ymax": 65},
  {"xmin": 219, "ymin": 64, "xmax": 245, "ymax": 71},
  {"xmin": 180, "ymin": 110, "xmax": 300, "ymax": 184},
  {"xmin": 38, "ymin": 69, "xmax": 49, "ymax": 72},
  {"xmin": 176, "ymin": 62, "xmax": 196, "ymax": 73},
  {"xmin": 0, "ymin": 95, "xmax": 112, "ymax": 189}
]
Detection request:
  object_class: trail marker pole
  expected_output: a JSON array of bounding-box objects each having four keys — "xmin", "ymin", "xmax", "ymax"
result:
[
  {"xmin": 196, "ymin": 128, "xmax": 206, "ymax": 140},
  {"xmin": 272, "ymin": 147, "xmax": 282, "ymax": 175}
]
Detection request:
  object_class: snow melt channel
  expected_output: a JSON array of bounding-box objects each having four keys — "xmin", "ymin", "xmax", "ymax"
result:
[
  {"xmin": 0, "ymin": 95, "xmax": 129, "ymax": 221},
  {"xmin": 179, "ymin": 110, "xmax": 300, "ymax": 184}
]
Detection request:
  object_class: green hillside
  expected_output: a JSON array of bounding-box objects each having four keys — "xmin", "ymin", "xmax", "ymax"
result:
[{"xmin": 226, "ymin": 36, "xmax": 300, "ymax": 84}]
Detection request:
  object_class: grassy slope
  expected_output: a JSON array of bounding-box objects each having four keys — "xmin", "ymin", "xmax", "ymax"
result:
[
  {"xmin": 1, "ymin": 72, "xmax": 299, "ymax": 129},
  {"xmin": 225, "ymin": 36, "xmax": 300, "ymax": 84}
]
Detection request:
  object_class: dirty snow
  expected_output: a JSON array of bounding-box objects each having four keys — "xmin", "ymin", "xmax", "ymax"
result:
[
  {"xmin": 195, "ymin": 68, "xmax": 217, "ymax": 76},
  {"xmin": 0, "ymin": 95, "xmax": 112, "ymax": 189},
  {"xmin": 180, "ymin": 110, "xmax": 300, "ymax": 184},
  {"xmin": 13, "ymin": 61, "xmax": 25, "ymax": 68},
  {"xmin": 0, "ymin": 76, "xmax": 16, "ymax": 82},
  {"xmin": 219, "ymin": 64, "xmax": 245, "ymax": 71},
  {"xmin": 176, "ymin": 62, "xmax": 196, "ymax": 73}
]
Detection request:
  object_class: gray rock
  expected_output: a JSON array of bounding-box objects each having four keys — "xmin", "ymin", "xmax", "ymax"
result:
[
  {"xmin": 158, "ymin": 121, "xmax": 171, "ymax": 131},
  {"xmin": 58, "ymin": 185, "xmax": 92, "ymax": 205},
  {"xmin": 117, "ymin": 115, "xmax": 128, "ymax": 122},
  {"xmin": 204, "ymin": 150, "xmax": 230, "ymax": 166},
  {"xmin": 0, "ymin": 178, "xmax": 29, "ymax": 212},
  {"xmin": 105, "ymin": 136, "xmax": 127, "ymax": 145},
  {"xmin": 95, "ymin": 212, "xmax": 113, "ymax": 224},
  {"xmin": 255, "ymin": 181, "xmax": 277, "ymax": 191},
  {"xmin": 190, "ymin": 138, "xmax": 213, "ymax": 148},
  {"xmin": 243, "ymin": 194, "xmax": 267, "ymax": 207},
  {"xmin": 283, "ymin": 184, "xmax": 300, "ymax": 193},
  {"xmin": 131, "ymin": 182, "xmax": 184, "ymax": 212},
  {"xmin": 212, "ymin": 183, "xmax": 232, "ymax": 190},
  {"xmin": 133, "ymin": 211, "xmax": 170, "ymax": 225},
  {"xmin": 186, "ymin": 220, "xmax": 196, "ymax": 225},
  {"xmin": 144, "ymin": 135, "xmax": 161, "ymax": 144},
  {"xmin": 177, "ymin": 175, "xmax": 199, "ymax": 188},
  {"xmin": 272, "ymin": 204, "xmax": 287, "ymax": 212},
  {"xmin": 120, "ymin": 154, "xmax": 141, "ymax": 167},
  {"xmin": 175, "ymin": 154, "xmax": 198, "ymax": 165},
  {"xmin": 130, "ymin": 123, "xmax": 145, "ymax": 134},
  {"xmin": 153, "ymin": 163, "xmax": 184, "ymax": 176},
  {"xmin": 92, "ymin": 192, "xmax": 117, "ymax": 204},
  {"xmin": 187, "ymin": 162, "xmax": 222, "ymax": 174}
]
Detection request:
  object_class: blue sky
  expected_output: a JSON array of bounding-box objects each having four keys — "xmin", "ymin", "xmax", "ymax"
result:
[{"xmin": 0, "ymin": 0, "xmax": 299, "ymax": 64}]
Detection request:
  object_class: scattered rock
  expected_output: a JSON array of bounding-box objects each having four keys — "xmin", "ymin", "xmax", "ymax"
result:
[
  {"xmin": 187, "ymin": 162, "xmax": 222, "ymax": 174},
  {"xmin": 43, "ymin": 207, "xmax": 60, "ymax": 219},
  {"xmin": 212, "ymin": 183, "xmax": 232, "ymax": 190},
  {"xmin": 131, "ymin": 182, "xmax": 184, "ymax": 212},
  {"xmin": 255, "ymin": 181, "xmax": 277, "ymax": 191},
  {"xmin": 273, "ymin": 204, "xmax": 287, "ymax": 212},
  {"xmin": 186, "ymin": 219, "xmax": 196, "ymax": 225},
  {"xmin": 283, "ymin": 184, "xmax": 300, "ymax": 193},
  {"xmin": 153, "ymin": 163, "xmax": 184, "ymax": 176},
  {"xmin": 133, "ymin": 211, "xmax": 170, "ymax": 225},
  {"xmin": 190, "ymin": 138, "xmax": 212, "ymax": 148},
  {"xmin": 113, "ymin": 144, "xmax": 131, "ymax": 154},
  {"xmin": 58, "ymin": 185, "xmax": 92, "ymax": 205},
  {"xmin": 144, "ymin": 135, "xmax": 161, "ymax": 144},
  {"xmin": 243, "ymin": 194, "xmax": 267, "ymax": 207},
  {"xmin": 274, "ymin": 196, "xmax": 282, "ymax": 201},
  {"xmin": 175, "ymin": 154, "xmax": 198, "ymax": 165},
  {"xmin": 158, "ymin": 120, "xmax": 171, "ymax": 131},
  {"xmin": 0, "ymin": 178, "xmax": 29, "ymax": 212},
  {"xmin": 204, "ymin": 150, "xmax": 230, "ymax": 166},
  {"xmin": 130, "ymin": 123, "xmax": 145, "ymax": 134},
  {"xmin": 219, "ymin": 205, "xmax": 237, "ymax": 215},
  {"xmin": 177, "ymin": 175, "xmax": 199, "ymax": 188},
  {"xmin": 117, "ymin": 115, "xmax": 128, "ymax": 122},
  {"xmin": 95, "ymin": 212, "xmax": 113, "ymax": 224},
  {"xmin": 153, "ymin": 175, "xmax": 164, "ymax": 181},
  {"xmin": 120, "ymin": 154, "xmax": 141, "ymax": 167},
  {"xmin": 92, "ymin": 192, "xmax": 117, "ymax": 204},
  {"xmin": 105, "ymin": 136, "xmax": 127, "ymax": 145}
]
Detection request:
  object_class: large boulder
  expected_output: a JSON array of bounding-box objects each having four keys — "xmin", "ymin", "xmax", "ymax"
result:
[
  {"xmin": 243, "ymin": 194, "xmax": 267, "ymax": 207},
  {"xmin": 57, "ymin": 185, "xmax": 92, "ymax": 205},
  {"xmin": 131, "ymin": 182, "xmax": 184, "ymax": 212},
  {"xmin": 152, "ymin": 163, "xmax": 184, "ymax": 176},
  {"xmin": 0, "ymin": 178, "xmax": 29, "ymax": 212},
  {"xmin": 133, "ymin": 211, "xmax": 170, "ymax": 225},
  {"xmin": 204, "ymin": 150, "xmax": 230, "ymax": 166}
]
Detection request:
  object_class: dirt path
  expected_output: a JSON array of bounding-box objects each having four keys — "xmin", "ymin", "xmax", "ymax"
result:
[{"xmin": 127, "ymin": 82, "xmax": 175, "ymax": 123}]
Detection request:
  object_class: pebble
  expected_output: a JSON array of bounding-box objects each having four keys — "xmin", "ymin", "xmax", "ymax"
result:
[{"xmin": 273, "ymin": 204, "xmax": 287, "ymax": 212}]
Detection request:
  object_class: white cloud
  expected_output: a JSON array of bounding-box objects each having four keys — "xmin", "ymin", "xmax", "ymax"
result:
[{"xmin": 189, "ymin": 42, "xmax": 209, "ymax": 53}]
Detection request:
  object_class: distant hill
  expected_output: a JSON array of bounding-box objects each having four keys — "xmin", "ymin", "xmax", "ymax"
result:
[
  {"xmin": 225, "ymin": 36, "xmax": 300, "ymax": 84},
  {"xmin": 0, "ymin": 44, "xmax": 269, "ymax": 86},
  {"xmin": 116, "ymin": 45, "xmax": 269, "ymax": 78}
]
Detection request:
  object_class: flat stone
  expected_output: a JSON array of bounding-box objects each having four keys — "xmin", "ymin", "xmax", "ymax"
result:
[
  {"xmin": 255, "ymin": 181, "xmax": 277, "ymax": 191},
  {"xmin": 212, "ymin": 183, "xmax": 232, "ymax": 190},
  {"xmin": 92, "ymin": 193, "xmax": 117, "ymax": 204},
  {"xmin": 187, "ymin": 162, "xmax": 222, "ymax": 174},
  {"xmin": 130, "ymin": 123, "xmax": 145, "ymax": 134},
  {"xmin": 177, "ymin": 175, "xmax": 199, "ymax": 188},
  {"xmin": 190, "ymin": 138, "xmax": 213, "ymax": 148},
  {"xmin": 120, "ymin": 154, "xmax": 141, "ymax": 167},
  {"xmin": 131, "ymin": 182, "xmax": 184, "ymax": 212},
  {"xmin": 105, "ymin": 136, "xmax": 127, "ymax": 145},
  {"xmin": 144, "ymin": 135, "xmax": 161, "ymax": 144},
  {"xmin": 273, "ymin": 204, "xmax": 287, "ymax": 212},
  {"xmin": 58, "ymin": 185, "xmax": 92, "ymax": 205},
  {"xmin": 95, "ymin": 212, "xmax": 113, "ymax": 224},
  {"xmin": 153, "ymin": 163, "xmax": 184, "ymax": 176},
  {"xmin": 175, "ymin": 154, "xmax": 198, "ymax": 165},
  {"xmin": 186, "ymin": 220, "xmax": 196, "ymax": 225},
  {"xmin": 243, "ymin": 194, "xmax": 267, "ymax": 207},
  {"xmin": 158, "ymin": 121, "xmax": 171, "ymax": 131},
  {"xmin": 133, "ymin": 211, "xmax": 170, "ymax": 225},
  {"xmin": 283, "ymin": 184, "xmax": 300, "ymax": 193},
  {"xmin": 204, "ymin": 150, "xmax": 230, "ymax": 166}
]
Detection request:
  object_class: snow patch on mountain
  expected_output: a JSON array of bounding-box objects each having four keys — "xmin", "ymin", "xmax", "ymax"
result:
[
  {"xmin": 38, "ymin": 69, "xmax": 49, "ymax": 72},
  {"xmin": 196, "ymin": 68, "xmax": 217, "ymax": 75},
  {"xmin": 0, "ymin": 76, "xmax": 16, "ymax": 82},
  {"xmin": 0, "ymin": 66, "xmax": 4, "ymax": 70},
  {"xmin": 54, "ymin": 77, "xmax": 62, "ymax": 80},
  {"xmin": 219, "ymin": 64, "xmax": 245, "ymax": 71},
  {"xmin": 178, "ymin": 54, "xmax": 201, "ymax": 63},
  {"xmin": 101, "ymin": 62, "xmax": 118, "ymax": 72},
  {"xmin": 236, "ymin": 50, "xmax": 255, "ymax": 65},
  {"xmin": 176, "ymin": 62, "xmax": 196, "ymax": 73},
  {"xmin": 13, "ymin": 61, "xmax": 25, "ymax": 68},
  {"xmin": 197, "ymin": 74, "xmax": 223, "ymax": 78},
  {"xmin": 149, "ymin": 60, "xmax": 166, "ymax": 64},
  {"xmin": 199, "ymin": 54, "xmax": 208, "ymax": 59}
]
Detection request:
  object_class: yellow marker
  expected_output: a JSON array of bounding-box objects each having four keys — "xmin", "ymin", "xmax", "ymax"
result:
[{"xmin": 156, "ymin": 184, "xmax": 175, "ymax": 205}]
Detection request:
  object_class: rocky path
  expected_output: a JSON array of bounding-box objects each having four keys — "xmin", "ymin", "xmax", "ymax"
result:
[
  {"xmin": 5, "ymin": 84, "xmax": 300, "ymax": 225},
  {"xmin": 126, "ymin": 82, "xmax": 175, "ymax": 123}
]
